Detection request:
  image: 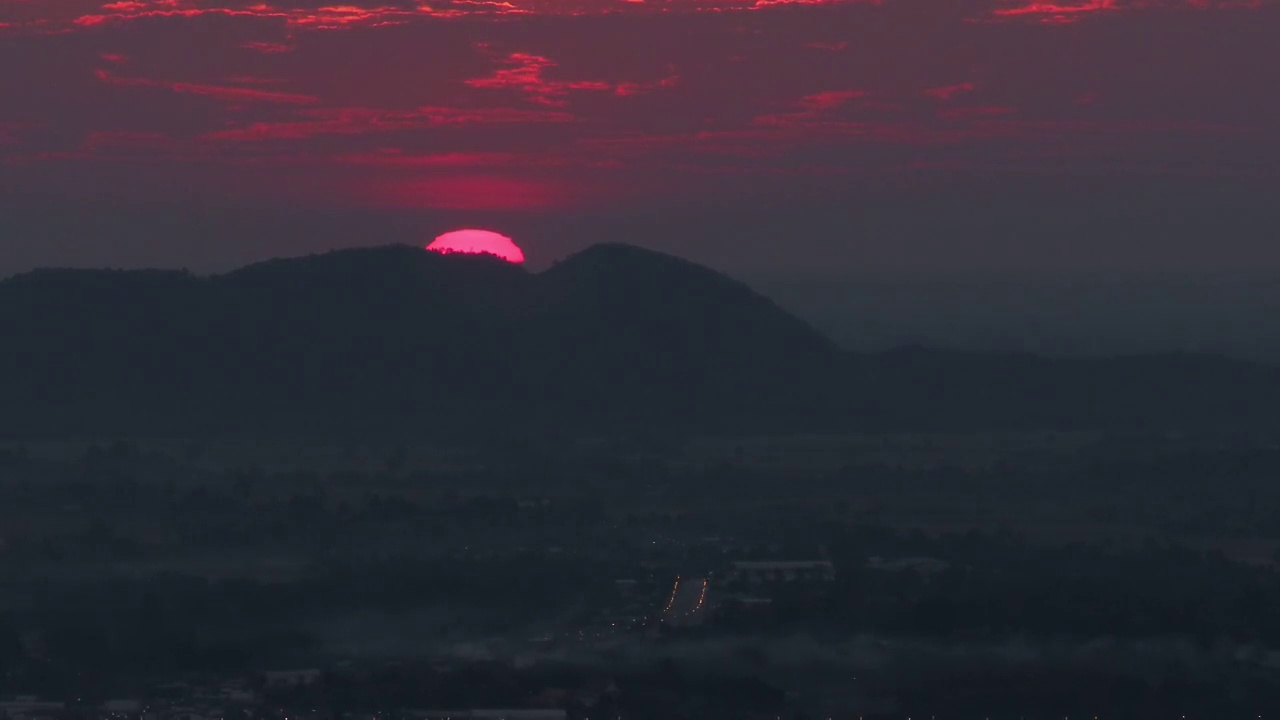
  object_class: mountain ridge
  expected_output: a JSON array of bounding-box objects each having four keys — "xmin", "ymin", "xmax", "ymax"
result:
[{"xmin": 1, "ymin": 243, "xmax": 1277, "ymax": 439}]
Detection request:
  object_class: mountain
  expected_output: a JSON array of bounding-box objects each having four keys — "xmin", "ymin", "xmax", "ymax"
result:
[
  {"xmin": 0, "ymin": 243, "xmax": 1277, "ymax": 439},
  {"xmin": 0, "ymin": 244, "xmax": 837, "ymax": 438},
  {"xmin": 523, "ymin": 244, "xmax": 842, "ymax": 424}
]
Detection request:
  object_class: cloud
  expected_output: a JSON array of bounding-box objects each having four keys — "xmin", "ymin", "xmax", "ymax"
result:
[
  {"xmin": 242, "ymin": 41, "xmax": 294, "ymax": 53},
  {"xmin": 94, "ymin": 68, "xmax": 319, "ymax": 104},
  {"xmin": 29, "ymin": 130, "xmax": 181, "ymax": 161},
  {"xmin": 987, "ymin": 0, "xmax": 1119, "ymax": 22},
  {"xmin": 375, "ymin": 174, "xmax": 583, "ymax": 209},
  {"xmin": 333, "ymin": 149, "xmax": 519, "ymax": 166},
  {"xmin": 0, "ymin": 0, "xmax": 1267, "ymax": 36},
  {"xmin": 750, "ymin": 90, "xmax": 866, "ymax": 131},
  {"xmin": 0, "ymin": 124, "xmax": 27, "ymax": 148},
  {"xmin": 923, "ymin": 82, "xmax": 976, "ymax": 101},
  {"xmin": 4, "ymin": 0, "xmax": 893, "ymax": 33},
  {"xmin": 1, "ymin": 0, "xmax": 1274, "ymax": 216},
  {"xmin": 200, "ymin": 105, "xmax": 574, "ymax": 142},
  {"xmin": 465, "ymin": 50, "xmax": 676, "ymax": 106},
  {"xmin": 936, "ymin": 105, "xmax": 1017, "ymax": 121},
  {"xmin": 69, "ymin": 2, "xmax": 438, "ymax": 30}
]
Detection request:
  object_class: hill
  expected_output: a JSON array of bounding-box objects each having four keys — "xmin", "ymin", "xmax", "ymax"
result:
[
  {"xmin": 0, "ymin": 243, "xmax": 1277, "ymax": 439},
  {"xmin": 523, "ymin": 244, "xmax": 842, "ymax": 425}
]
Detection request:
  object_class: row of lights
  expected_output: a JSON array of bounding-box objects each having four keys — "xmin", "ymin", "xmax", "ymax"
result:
[
  {"xmin": 692, "ymin": 578, "xmax": 709, "ymax": 614},
  {"xmin": 661, "ymin": 576, "xmax": 681, "ymax": 616}
]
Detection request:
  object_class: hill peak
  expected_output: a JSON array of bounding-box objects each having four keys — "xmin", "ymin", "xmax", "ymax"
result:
[
  {"xmin": 546, "ymin": 243, "xmax": 707, "ymax": 275},
  {"xmin": 224, "ymin": 243, "xmax": 524, "ymax": 281}
]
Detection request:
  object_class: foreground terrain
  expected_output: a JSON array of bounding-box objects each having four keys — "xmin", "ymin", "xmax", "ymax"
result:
[{"xmin": 3, "ymin": 430, "xmax": 1280, "ymax": 717}]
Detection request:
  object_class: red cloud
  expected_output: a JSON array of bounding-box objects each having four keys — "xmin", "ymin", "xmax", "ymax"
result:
[
  {"xmin": 378, "ymin": 175, "xmax": 577, "ymax": 210},
  {"xmin": 987, "ymin": 0, "xmax": 1119, "ymax": 22},
  {"xmin": 242, "ymin": 41, "xmax": 294, "ymax": 54},
  {"xmin": 751, "ymin": 0, "xmax": 877, "ymax": 7},
  {"xmin": 616, "ymin": 72, "xmax": 680, "ymax": 96},
  {"xmin": 937, "ymin": 105, "xmax": 1017, "ymax": 121},
  {"xmin": 224, "ymin": 76, "xmax": 288, "ymax": 86},
  {"xmin": 3, "ymin": 0, "xmax": 1267, "ymax": 36},
  {"xmin": 53, "ymin": 0, "xmax": 886, "ymax": 29},
  {"xmin": 4, "ymin": 0, "xmax": 1273, "ymax": 206},
  {"xmin": 94, "ymin": 69, "xmax": 318, "ymax": 104},
  {"xmin": 464, "ymin": 52, "xmax": 675, "ymax": 106},
  {"xmin": 923, "ymin": 82, "xmax": 976, "ymax": 101},
  {"xmin": 466, "ymin": 52, "xmax": 603, "ymax": 106},
  {"xmin": 334, "ymin": 150, "xmax": 518, "ymax": 167},
  {"xmin": 72, "ymin": 2, "xmax": 436, "ymax": 30},
  {"xmin": 203, "ymin": 105, "xmax": 574, "ymax": 142},
  {"xmin": 0, "ymin": 124, "xmax": 23, "ymax": 148},
  {"xmin": 752, "ymin": 90, "xmax": 865, "ymax": 128},
  {"xmin": 19, "ymin": 130, "xmax": 182, "ymax": 162}
]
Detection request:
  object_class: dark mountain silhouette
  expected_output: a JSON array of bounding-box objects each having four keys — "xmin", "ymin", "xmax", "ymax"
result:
[
  {"xmin": 1, "ymin": 243, "xmax": 1277, "ymax": 439},
  {"xmin": 523, "ymin": 244, "xmax": 842, "ymax": 424}
]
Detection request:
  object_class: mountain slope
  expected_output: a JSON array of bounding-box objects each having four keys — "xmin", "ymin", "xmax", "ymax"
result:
[
  {"xmin": 523, "ymin": 244, "xmax": 841, "ymax": 423},
  {"xmin": 0, "ymin": 248, "xmax": 533, "ymax": 436},
  {"xmin": 1, "ymin": 243, "xmax": 1278, "ymax": 438}
]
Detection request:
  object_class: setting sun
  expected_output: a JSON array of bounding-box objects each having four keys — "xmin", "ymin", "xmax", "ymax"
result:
[{"xmin": 425, "ymin": 229, "xmax": 525, "ymax": 264}]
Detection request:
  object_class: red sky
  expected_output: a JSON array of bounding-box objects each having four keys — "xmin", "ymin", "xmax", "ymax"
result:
[{"xmin": 1, "ymin": 0, "xmax": 1277, "ymax": 273}]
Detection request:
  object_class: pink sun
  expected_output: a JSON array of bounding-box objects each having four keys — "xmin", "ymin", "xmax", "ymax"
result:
[{"xmin": 425, "ymin": 229, "xmax": 525, "ymax": 263}]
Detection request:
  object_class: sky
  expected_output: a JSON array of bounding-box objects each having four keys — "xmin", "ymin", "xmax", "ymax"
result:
[{"xmin": 1, "ymin": 0, "xmax": 1278, "ymax": 277}]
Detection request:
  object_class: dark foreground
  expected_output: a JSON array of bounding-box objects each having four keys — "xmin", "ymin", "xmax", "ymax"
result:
[{"xmin": 3, "ymin": 430, "xmax": 1280, "ymax": 718}]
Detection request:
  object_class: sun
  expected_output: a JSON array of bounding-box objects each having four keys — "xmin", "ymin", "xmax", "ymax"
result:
[{"xmin": 426, "ymin": 229, "xmax": 525, "ymax": 263}]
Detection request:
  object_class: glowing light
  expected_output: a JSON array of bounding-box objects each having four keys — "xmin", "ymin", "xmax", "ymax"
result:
[
  {"xmin": 660, "ymin": 577, "xmax": 682, "ymax": 620},
  {"xmin": 694, "ymin": 578, "xmax": 709, "ymax": 612},
  {"xmin": 426, "ymin": 229, "xmax": 525, "ymax": 263}
]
